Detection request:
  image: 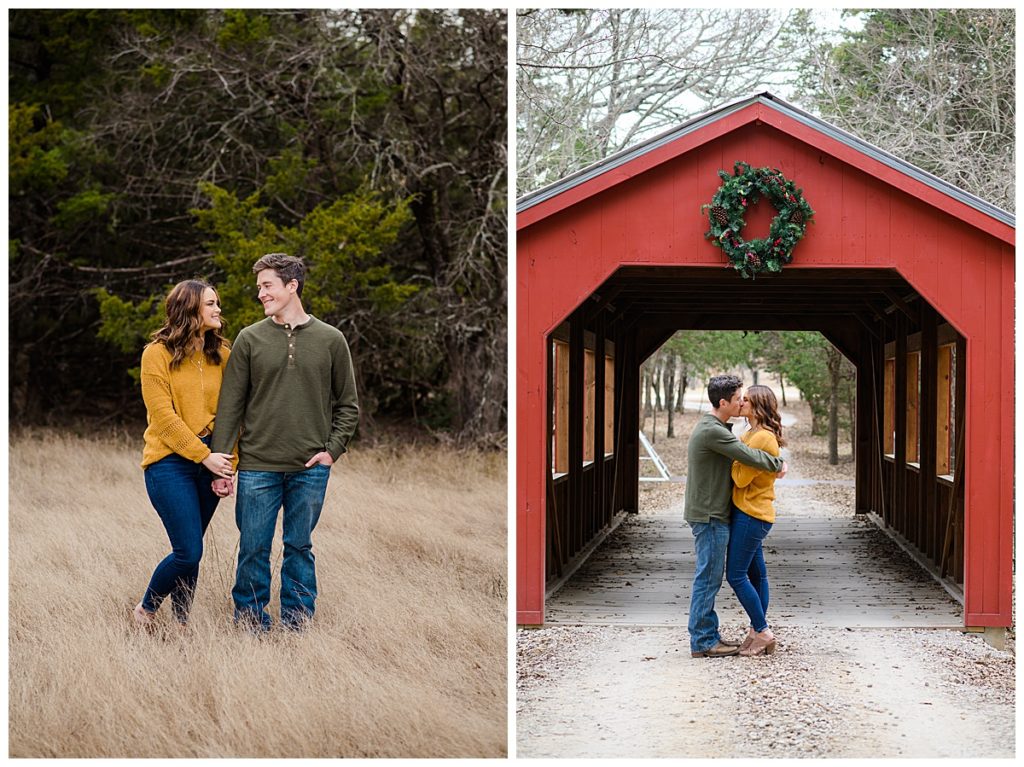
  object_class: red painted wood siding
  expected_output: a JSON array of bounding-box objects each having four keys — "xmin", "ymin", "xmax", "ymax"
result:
[{"xmin": 517, "ymin": 105, "xmax": 1014, "ymax": 626}]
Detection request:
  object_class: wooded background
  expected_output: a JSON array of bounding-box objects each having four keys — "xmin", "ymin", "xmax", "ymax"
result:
[{"xmin": 10, "ymin": 9, "xmax": 507, "ymax": 444}]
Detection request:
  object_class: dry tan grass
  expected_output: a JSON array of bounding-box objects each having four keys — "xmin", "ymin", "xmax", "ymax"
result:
[{"xmin": 9, "ymin": 430, "xmax": 507, "ymax": 758}]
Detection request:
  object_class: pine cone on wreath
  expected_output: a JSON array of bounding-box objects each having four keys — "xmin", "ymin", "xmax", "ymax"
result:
[
  {"xmin": 789, "ymin": 209, "xmax": 805, "ymax": 225},
  {"xmin": 746, "ymin": 252, "xmax": 761, "ymax": 269},
  {"xmin": 710, "ymin": 206, "xmax": 729, "ymax": 226}
]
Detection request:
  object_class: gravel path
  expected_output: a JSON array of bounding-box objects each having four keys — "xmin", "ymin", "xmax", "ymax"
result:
[
  {"xmin": 517, "ymin": 399, "xmax": 1015, "ymax": 758},
  {"xmin": 516, "ymin": 624, "xmax": 1013, "ymax": 758}
]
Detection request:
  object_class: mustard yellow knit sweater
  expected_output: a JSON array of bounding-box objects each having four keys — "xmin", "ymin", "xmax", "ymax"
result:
[
  {"xmin": 140, "ymin": 342, "xmax": 231, "ymax": 468},
  {"xmin": 731, "ymin": 428, "xmax": 781, "ymax": 523}
]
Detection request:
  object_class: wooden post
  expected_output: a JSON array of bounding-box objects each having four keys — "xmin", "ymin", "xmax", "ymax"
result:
[
  {"xmin": 936, "ymin": 344, "xmax": 952, "ymax": 476},
  {"xmin": 854, "ymin": 333, "xmax": 874, "ymax": 513},
  {"xmin": 873, "ymin": 335, "xmax": 888, "ymax": 520},
  {"xmin": 893, "ymin": 315, "xmax": 907, "ymax": 533},
  {"xmin": 906, "ymin": 351, "xmax": 920, "ymax": 464},
  {"xmin": 568, "ymin": 312, "xmax": 584, "ymax": 556},
  {"xmin": 554, "ymin": 341, "xmax": 569, "ymax": 474},
  {"xmin": 593, "ymin": 319, "xmax": 606, "ymax": 530},
  {"xmin": 919, "ymin": 305, "xmax": 937, "ymax": 557},
  {"xmin": 953, "ymin": 334, "xmax": 966, "ymax": 583},
  {"xmin": 883, "ymin": 359, "xmax": 895, "ymax": 455},
  {"xmin": 623, "ymin": 330, "xmax": 640, "ymax": 514}
]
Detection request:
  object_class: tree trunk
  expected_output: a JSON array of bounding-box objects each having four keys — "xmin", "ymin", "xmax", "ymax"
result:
[
  {"xmin": 678, "ymin": 371, "xmax": 688, "ymax": 413},
  {"xmin": 650, "ymin": 370, "xmax": 660, "ymax": 443},
  {"xmin": 640, "ymin": 368, "xmax": 651, "ymax": 433},
  {"xmin": 778, "ymin": 372, "xmax": 787, "ymax": 406},
  {"xmin": 848, "ymin": 378, "xmax": 856, "ymax": 460},
  {"xmin": 443, "ymin": 328, "xmax": 506, "ymax": 442},
  {"xmin": 827, "ymin": 347, "xmax": 841, "ymax": 465},
  {"xmin": 666, "ymin": 354, "xmax": 676, "ymax": 438}
]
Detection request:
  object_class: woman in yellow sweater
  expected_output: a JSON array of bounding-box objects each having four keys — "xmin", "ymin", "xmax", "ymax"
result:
[
  {"xmin": 727, "ymin": 385, "xmax": 785, "ymax": 656},
  {"xmin": 132, "ymin": 279, "xmax": 235, "ymax": 631}
]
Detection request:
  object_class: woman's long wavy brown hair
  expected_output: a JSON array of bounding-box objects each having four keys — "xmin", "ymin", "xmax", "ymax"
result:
[
  {"xmin": 745, "ymin": 384, "xmax": 786, "ymax": 447},
  {"xmin": 149, "ymin": 280, "xmax": 228, "ymax": 369}
]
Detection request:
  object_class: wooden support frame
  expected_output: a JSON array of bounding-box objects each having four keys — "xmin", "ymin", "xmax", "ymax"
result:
[
  {"xmin": 892, "ymin": 314, "xmax": 907, "ymax": 531},
  {"xmin": 936, "ymin": 344, "xmax": 952, "ymax": 476},
  {"xmin": 919, "ymin": 305, "xmax": 938, "ymax": 556},
  {"xmin": 883, "ymin": 358, "xmax": 895, "ymax": 455},
  {"xmin": 583, "ymin": 349, "xmax": 596, "ymax": 463},
  {"xmin": 568, "ymin": 314, "xmax": 584, "ymax": 555},
  {"xmin": 604, "ymin": 355, "xmax": 615, "ymax": 455},
  {"xmin": 905, "ymin": 350, "xmax": 920, "ymax": 464},
  {"xmin": 552, "ymin": 340, "xmax": 569, "ymax": 474}
]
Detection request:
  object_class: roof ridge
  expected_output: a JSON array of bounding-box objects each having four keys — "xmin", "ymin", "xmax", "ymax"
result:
[{"xmin": 517, "ymin": 93, "xmax": 1014, "ymax": 229}]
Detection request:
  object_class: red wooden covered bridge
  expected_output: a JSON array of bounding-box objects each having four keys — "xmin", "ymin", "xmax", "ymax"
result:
[{"xmin": 515, "ymin": 93, "xmax": 1014, "ymax": 640}]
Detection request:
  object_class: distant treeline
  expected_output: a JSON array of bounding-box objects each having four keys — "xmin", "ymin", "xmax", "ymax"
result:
[{"xmin": 10, "ymin": 9, "xmax": 507, "ymax": 443}]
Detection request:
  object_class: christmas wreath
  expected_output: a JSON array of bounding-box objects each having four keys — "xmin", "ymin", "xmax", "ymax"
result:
[{"xmin": 702, "ymin": 161, "xmax": 814, "ymax": 279}]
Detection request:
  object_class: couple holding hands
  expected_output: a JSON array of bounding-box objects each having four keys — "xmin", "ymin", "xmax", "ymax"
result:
[{"xmin": 132, "ymin": 253, "xmax": 359, "ymax": 634}]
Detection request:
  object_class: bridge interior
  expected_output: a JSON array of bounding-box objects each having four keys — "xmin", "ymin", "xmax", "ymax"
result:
[{"xmin": 546, "ymin": 266, "xmax": 966, "ymax": 613}]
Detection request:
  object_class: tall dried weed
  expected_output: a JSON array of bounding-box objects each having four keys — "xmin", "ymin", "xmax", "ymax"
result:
[{"xmin": 9, "ymin": 430, "xmax": 507, "ymax": 757}]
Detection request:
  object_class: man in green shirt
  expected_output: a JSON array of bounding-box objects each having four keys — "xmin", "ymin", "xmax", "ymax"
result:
[
  {"xmin": 211, "ymin": 253, "xmax": 359, "ymax": 631},
  {"xmin": 686, "ymin": 374, "xmax": 785, "ymax": 657}
]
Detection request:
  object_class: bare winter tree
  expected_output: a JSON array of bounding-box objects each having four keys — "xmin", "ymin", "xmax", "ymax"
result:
[
  {"xmin": 797, "ymin": 9, "xmax": 1014, "ymax": 211},
  {"xmin": 516, "ymin": 8, "xmax": 802, "ymax": 192}
]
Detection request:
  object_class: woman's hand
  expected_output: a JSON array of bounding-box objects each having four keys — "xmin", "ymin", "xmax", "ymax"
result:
[
  {"xmin": 202, "ymin": 452, "xmax": 235, "ymax": 478},
  {"xmin": 211, "ymin": 477, "xmax": 234, "ymax": 497}
]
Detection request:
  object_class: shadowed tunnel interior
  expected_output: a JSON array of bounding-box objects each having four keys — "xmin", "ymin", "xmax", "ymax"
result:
[{"xmin": 544, "ymin": 265, "xmax": 966, "ymax": 616}]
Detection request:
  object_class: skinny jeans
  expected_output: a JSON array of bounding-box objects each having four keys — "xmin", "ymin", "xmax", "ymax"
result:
[
  {"xmin": 726, "ymin": 505, "xmax": 772, "ymax": 633},
  {"xmin": 140, "ymin": 438, "xmax": 219, "ymax": 622}
]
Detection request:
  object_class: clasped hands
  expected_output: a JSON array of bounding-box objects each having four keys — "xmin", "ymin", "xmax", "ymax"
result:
[
  {"xmin": 205, "ymin": 451, "xmax": 335, "ymax": 498},
  {"xmin": 202, "ymin": 451, "xmax": 236, "ymax": 497}
]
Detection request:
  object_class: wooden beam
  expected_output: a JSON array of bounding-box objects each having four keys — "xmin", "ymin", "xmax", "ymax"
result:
[
  {"xmin": 553, "ymin": 340, "xmax": 569, "ymax": 473},
  {"xmin": 893, "ymin": 313, "xmax": 907, "ymax": 531},
  {"xmin": 919, "ymin": 304, "xmax": 938, "ymax": 558},
  {"xmin": 545, "ymin": 335, "xmax": 563, "ymax": 577},
  {"xmin": 568, "ymin": 312, "xmax": 584, "ymax": 556},
  {"xmin": 593, "ymin": 317, "xmax": 606, "ymax": 531},
  {"xmin": 883, "ymin": 288, "xmax": 918, "ymax": 322},
  {"xmin": 854, "ymin": 333, "xmax": 875, "ymax": 513},
  {"xmin": 854, "ymin": 313, "xmax": 881, "ymax": 340},
  {"xmin": 883, "ymin": 358, "xmax": 895, "ymax": 455},
  {"xmin": 583, "ymin": 349, "xmax": 596, "ymax": 463},
  {"xmin": 936, "ymin": 344, "xmax": 952, "ymax": 475},
  {"xmin": 906, "ymin": 350, "xmax": 920, "ymax": 464}
]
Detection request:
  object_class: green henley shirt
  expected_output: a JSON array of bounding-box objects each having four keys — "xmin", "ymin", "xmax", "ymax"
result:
[
  {"xmin": 683, "ymin": 413, "xmax": 784, "ymax": 524},
  {"xmin": 211, "ymin": 316, "xmax": 360, "ymax": 472}
]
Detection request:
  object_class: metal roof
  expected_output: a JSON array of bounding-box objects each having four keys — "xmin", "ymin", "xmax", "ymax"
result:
[{"xmin": 516, "ymin": 92, "xmax": 1015, "ymax": 228}]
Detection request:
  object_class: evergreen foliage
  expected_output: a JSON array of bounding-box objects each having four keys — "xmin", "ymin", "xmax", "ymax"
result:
[{"xmin": 9, "ymin": 9, "xmax": 506, "ymax": 441}]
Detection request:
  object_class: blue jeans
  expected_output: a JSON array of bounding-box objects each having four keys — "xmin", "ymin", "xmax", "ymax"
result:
[
  {"xmin": 141, "ymin": 441, "xmax": 220, "ymax": 623},
  {"xmin": 726, "ymin": 505, "xmax": 773, "ymax": 632},
  {"xmin": 688, "ymin": 519, "xmax": 730, "ymax": 653},
  {"xmin": 232, "ymin": 464, "xmax": 331, "ymax": 629}
]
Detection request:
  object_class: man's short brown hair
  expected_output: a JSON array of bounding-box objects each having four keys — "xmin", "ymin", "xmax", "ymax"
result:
[
  {"xmin": 253, "ymin": 253, "xmax": 306, "ymax": 297},
  {"xmin": 707, "ymin": 374, "xmax": 742, "ymax": 409}
]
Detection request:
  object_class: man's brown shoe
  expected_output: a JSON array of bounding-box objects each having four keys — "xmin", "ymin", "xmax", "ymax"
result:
[
  {"xmin": 691, "ymin": 642, "xmax": 739, "ymax": 658},
  {"xmin": 719, "ymin": 637, "xmax": 743, "ymax": 647}
]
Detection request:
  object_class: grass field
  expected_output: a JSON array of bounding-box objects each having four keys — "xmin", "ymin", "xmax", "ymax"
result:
[{"xmin": 9, "ymin": 429, "xmax": 507, "ymax": 758}]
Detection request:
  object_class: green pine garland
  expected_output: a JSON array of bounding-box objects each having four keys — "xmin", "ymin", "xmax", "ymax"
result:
[{"xmin": 702, "ymin": 161, "xmax": 815, "ymax": 279}]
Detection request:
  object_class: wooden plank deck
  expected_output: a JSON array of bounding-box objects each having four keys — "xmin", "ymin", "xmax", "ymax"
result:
[{"xmin": 545, "ymin": 513, "xmax": 964, "ymax": 628}]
